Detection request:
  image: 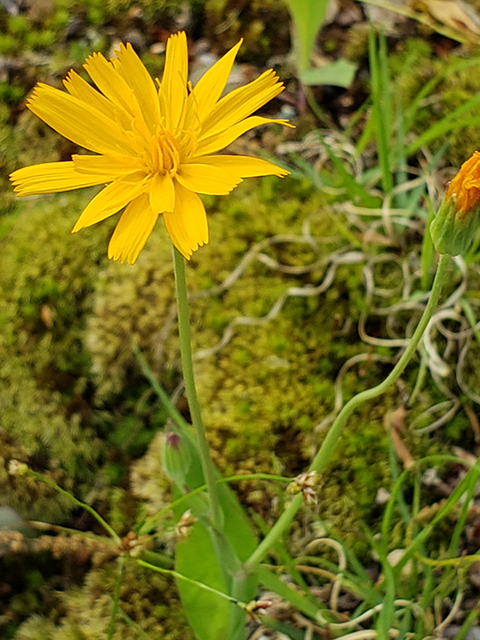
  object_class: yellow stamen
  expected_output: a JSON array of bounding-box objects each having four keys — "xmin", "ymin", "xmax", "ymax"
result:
[{"xmin": 157, "ymin": 130, "xmax": 180, "ymax": 176}]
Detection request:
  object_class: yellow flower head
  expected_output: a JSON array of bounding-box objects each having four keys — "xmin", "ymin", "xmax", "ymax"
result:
[
  {"xmin": 10, "ymin": 32, "xmax": 291, "ymax": 264},
  {"xmin": 445, "ymin": 150, "xmax": 480, "ymax": 217}
]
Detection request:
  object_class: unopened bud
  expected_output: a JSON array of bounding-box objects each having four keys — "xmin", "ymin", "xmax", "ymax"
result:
[
  {"xmin": 161, "ymin": 431, "xmax": 191, "ymax": 485},
  {"xmin": 430, "ymin": 152, "xmax": 480, "ymax": 256}
]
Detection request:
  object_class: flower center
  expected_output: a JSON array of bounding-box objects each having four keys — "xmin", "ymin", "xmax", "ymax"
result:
[{"xmin": 152, "ymin": 129, "xmax": 181, "ymax": 176}]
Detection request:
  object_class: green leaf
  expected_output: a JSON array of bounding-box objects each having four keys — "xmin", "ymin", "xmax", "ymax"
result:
[
  {"xmin": 218, "ymin": 482, "xmax": 258, "ymax": 562},
  {"xmin": 368, "ymin": 29, "xmax": 393, "ymax": 194},
  {"xmin": 174, "ymin": 481, "xmax": 258, "ymax": 640},
  {"xmin": 406, "ymin": 93, "xmax": 480, "ymax": 156},
  {"xmin": 169, "ymin": 434, "xmax": 258, "ymax": 561},
  {"xmin": 284, "ymin": 0, "xmax": 330, "ymax": 71},
  {"xmin": 300, "ymin": 59, "xmax": 357, "ymax": 88},
  {"xmin": 176, "ymin": 521, "xmax": 233, "ymax": 640},
  {"xmin": 171, "ymin": 427, "xmax": 258, "ymax": 640}
]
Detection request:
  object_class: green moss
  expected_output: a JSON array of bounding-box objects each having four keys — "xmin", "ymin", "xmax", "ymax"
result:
[
  {"xmin": 25, "ymin": 30, "xmax": 57, "ymax": 50},
  {"xmin": 0, "ymin": 195, "xmax": 110, "ymax": 520},
  {"xmin": 5, "ymin": 110, "xmax": 62, "ymax": 183},
  {"xmin": 0, "ymin": 82, "xmax": 26, "ymax": 106},
  {"xmin": 204, "ymin": 0, "xmax": 290, "ymax": 64},
  {"xmin": 77, "ymin": 172, "xmax": 454, "ymax": 546},
  {"xmin": 0, "ymin": 359, "xmax": 96, "ymax": 522},
  {"xmin": 84, "ymin": 232, "xmax": 178, "ymax": 399},
  {"xmin": 8, "ymin": 15, "xmax": 30, "ymax": 36},
  {"xmin": 14, "ymin": 562, "xmax": 193, "ymax": 640},
  {"xmin": 0, "ymin": 33, "xmax": 17, "ymax": 55},
  {"xmin": 83, "ymin": 178, "xmax": 327, "ymax": 398},
  {"xmin": 0, "ymin": 0, "xmax": 75, "ymax": 57}
]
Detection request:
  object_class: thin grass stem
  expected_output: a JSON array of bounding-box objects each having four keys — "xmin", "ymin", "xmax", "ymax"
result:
[
  {"xmin": 24, "ymin": 467, "xmax": 120, "ymax": 543},
  {"xmin": 107, "ymin": 555, "xmax": 126, "ymax": 640}
]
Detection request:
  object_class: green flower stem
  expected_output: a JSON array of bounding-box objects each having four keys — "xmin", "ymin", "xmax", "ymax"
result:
[
  {"xmin": 172, "ymin": 247, "xmax": 223, "ymax": 532},
  {"xmin": 137, "ymin": 559, "xmax": 245, "ymax": 607},
  {"xmin": 245, "ymin": 253, "xmax": 451, "ymax": 571},
  {"xmin": 24, "ymin": 467, "xmax": 120, "ymax": 543}
]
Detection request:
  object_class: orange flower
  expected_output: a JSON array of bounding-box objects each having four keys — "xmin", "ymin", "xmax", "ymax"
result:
[
  {"xmin": 430, "ymin": 151, "xmax": 480, "ymax": 256},
  {"xmin": 445, "ymin": 151, "xmax": 480, "ymax": 217}
]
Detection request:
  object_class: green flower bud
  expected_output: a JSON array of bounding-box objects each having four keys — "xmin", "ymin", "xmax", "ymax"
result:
[
  {"xmin": 161, "ymin": 431, "xmax": 191, "ymax": 485},
  {"xmin": 430, "ymin": 152, "xmax": 480, "ymax": 256}
]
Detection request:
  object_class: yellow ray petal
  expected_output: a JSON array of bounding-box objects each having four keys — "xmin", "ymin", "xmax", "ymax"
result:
[
  {"xmin": 64, "ymin": 69, "xmax": 142, "ymax": 138},
  {"xmin": 195, "ymin": 116, "xmax": 292, "ymax": 157},
  {"xmin": 194, "ymin": 154, "xmax": 289, "ymax": 178},
  {"xmin": 63, "ymin": 70, "xmax": 115, "ymax": 120},
  {"xmin": 177, "ymin": 91, "xmax": 203, "ymax": 152},
  {"xmin": 201, "ymin": 69, "xmax": 284, "ymax": 137},
  {"xmin": 163, "ymin": 182, "xmax": 209, "ymax": 258},
  {"xmin": 192, "ymin": 39, "xmax": 242, "ymax": 123},
  {"xmin": 149, "ymin": 171, "xmax": 175, "ymax": 213},
  {"xmin": 72, "ymin": 175, "xmax": 147, "ymax": 232},
  {"xmin": 28, "ymin": 84, "xmax": 135, "ymax": 156},
  {"xmin": 83, "ymin": 52, "xmax": 135, "ymax": 116},
  {"xmin": 176, "ymin": 162, "xmax": 242, "ymax": 195},
  {"xmin": 112, "ymin": 43, "xmax": 160, "ymax": 133},
  {"xmin": 10, "ymin": 161, "xmax": 108, "ymax": 196},
  {"xmin": 73, "ymin": 153, "xmax": 144, "ymax": 178},
  {"xmin": 158, "ymin": 31, "xmax": 188, "ymax": 132},
  {"xmin": 107, "ymin": 193, "xmax": 158, "ymax": 265}
]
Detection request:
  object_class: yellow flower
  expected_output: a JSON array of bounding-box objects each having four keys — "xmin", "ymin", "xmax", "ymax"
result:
[{"xmin": 10, "ymin": 32, "xmax": 291, "ymax": 264}]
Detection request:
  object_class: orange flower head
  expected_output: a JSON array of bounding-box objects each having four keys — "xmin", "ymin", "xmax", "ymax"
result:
[
  {"xmin": 430, "ymin": 151, "xmax": 480, "ymax": 256},
  {"xmin": 446, "ymin": 151, "xmax": 480, "ymax": 218}
]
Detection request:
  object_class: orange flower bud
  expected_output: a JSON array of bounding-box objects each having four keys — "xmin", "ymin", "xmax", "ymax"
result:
[
  {"xmin": 430, "ymin": 152, "xmax": 480, "ymax": 256},
  {"xmin": 446, "ymin": 151, "xmax": 480, "ymax": 217}
]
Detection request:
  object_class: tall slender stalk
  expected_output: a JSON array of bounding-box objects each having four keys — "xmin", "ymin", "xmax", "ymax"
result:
[
  {"xmin": 172, "ymin": 247, "xmax": 223, "ymax": 531},
  {"xmin": 245, "ymin": 253, "xmax": 451, "ymax": 570}
]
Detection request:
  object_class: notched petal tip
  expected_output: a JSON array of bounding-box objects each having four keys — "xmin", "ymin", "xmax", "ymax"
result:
[
  {"xmin": 115, "ymin": 42, "xmax": 130, "ymax": 55},
  {"xmin": 26, "ymin": 83, "xmax": 44, "ymax": 107},
  {"xmin": 177, "ymin": 238, "xmax": 207, "ymax": 261}
]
